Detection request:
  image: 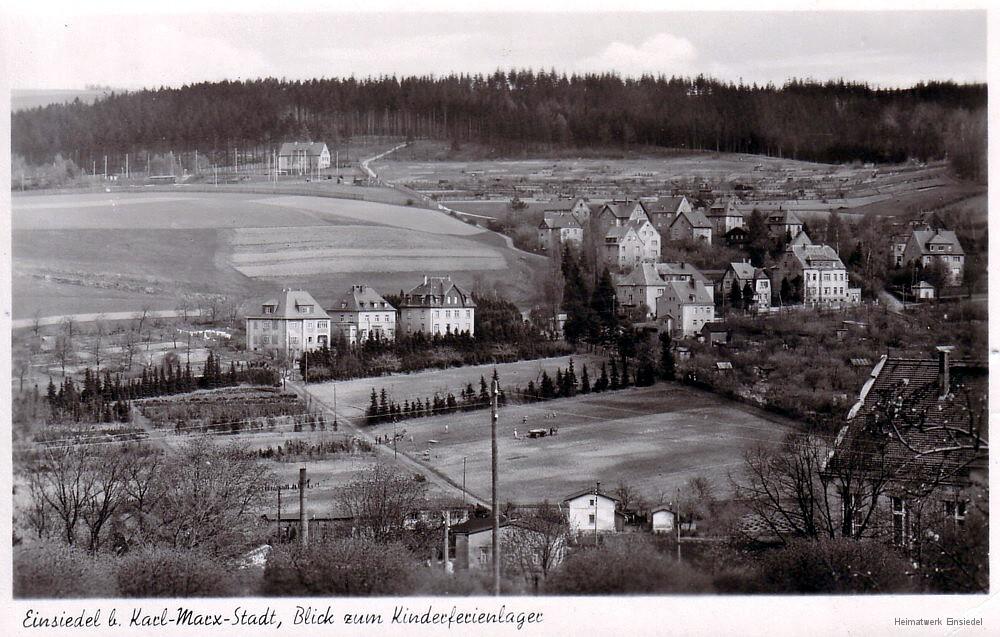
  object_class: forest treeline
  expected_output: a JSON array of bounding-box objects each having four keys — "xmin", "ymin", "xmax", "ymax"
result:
[{"xmin": 11, "ymin": 71, "xmax": 987, "ymax": 179}]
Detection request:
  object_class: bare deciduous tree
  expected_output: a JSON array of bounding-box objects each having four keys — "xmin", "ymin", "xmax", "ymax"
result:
[
  {"xmin": 501, "ymin": 502, "xmax": 568, "ymax": 584},
  {"xmin": 338, "ymin": 462, "xmax": 427, "ymax": 542}
]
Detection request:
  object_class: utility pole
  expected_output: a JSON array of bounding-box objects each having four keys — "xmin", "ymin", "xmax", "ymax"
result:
[
  {"xmin": 443, "ymin": 509, "xmax": 450, "ymax": 572},
  {"xmin": 463, "ymin": 457, "xmax": 467, "ymax": 505},
  {"xmin": 103, "ymin": 155, "xmax": 107, "ymax": 180},
  {"xmin": 676, "ymin": 487, "xmax": 681, "ymax": 562},
  {"xmin": 594, "ymin": 481, "xmax": 600, "ymax": 546},
  {"xmin": 299, "ymin": 467, "xmax": 309, "ymax": 546},
  {"xmin": 333, "ymin": 383, "xmax": 338, "ymax": 430},
  {"xmin": 490, "ymin": 378, "xmax": 500, "ymax": 596},
  {"xmin": 194, "ymin": 150, "xmax": 198, "ymax": 175},
  {"xmin": 125, "ymin": 153, "xmax": 129, "ymax": 180}
]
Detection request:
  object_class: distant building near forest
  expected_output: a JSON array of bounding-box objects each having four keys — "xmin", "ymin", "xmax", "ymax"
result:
[
  {"xmin": 645, "ymin": 196, "xmax": 693, "ymax": 235},
  {"xmin": 246, "ymin": 289, "xmax": 331, "ymax": 357},
  {"xmin": 706, "ymin": 197, "xmax": 745, "ymax": 237},
  {"xmin": 326, "ymin": 285, "xmax": 396, "ymax": 345},
  {"xmin": 277, "ymin": 142, "xmax": 331, "ymax": 174},
  {"xmin": 563, "ymin": 487, "xmax": 623, "ymax": 535},
  {"xmin": 397, "ymin": 275, "xmax": 476, "ymax": 337},
  {"xmin": 538, "ymin": 211, "xmax": 584, "ymax": 252}
]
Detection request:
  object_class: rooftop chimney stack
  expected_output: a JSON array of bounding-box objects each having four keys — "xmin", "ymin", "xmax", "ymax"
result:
[
  {"xmin": 424, "ymin": 275, "xmax": 428, "ymax": 285},
  {"xmin": 936, "ymin": 346, "xmax": 955, "ymax": 398}
]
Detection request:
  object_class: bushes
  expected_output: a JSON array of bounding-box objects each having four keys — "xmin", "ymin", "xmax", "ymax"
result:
[
  {"xmin": 263, "ymin": 538, "xmax": 417, "ymax": 596},
  {"xmin": 755, "ymin": 538, "xmax": 915, "ymax": 594},
  {"xmin": 13, "ymin": 542, "xmax": 116, "ymax": 598},
  {"xmin": 116, "ymin": 547, "xmax": 238, "ymax": 597},
  {"xmin": 545, "ymin": 537, "xmax": 712, "ymax": 594}
]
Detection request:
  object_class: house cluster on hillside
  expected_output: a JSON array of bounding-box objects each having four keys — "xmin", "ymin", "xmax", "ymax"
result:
[
  {"xmin": 889, "ymin": 212, "xmax": 965, "ymax": 299},
  {"xmin": 245, "ymin": 275, "xmax": 475, "ymax": 358}
]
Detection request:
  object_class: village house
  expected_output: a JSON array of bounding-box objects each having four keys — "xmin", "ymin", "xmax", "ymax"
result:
[
  {"xmin": 645, "ymin": 195, "xmax": 693, "ymax": 235},
  {"xmin": 650, "ymin": 506, "xmax": 677, "ymax": 534},
  {"xmin": 774, "ymin": 244, "xmax": 856, "ymax": 307},
  {"xmin": 604, "ymin": 219, "xmax": 660, "ymax": 270},
  {"xmin": 901, "ymin": 229, "xmax": 965, "ymax": 285},
  {"xmin": 721, "ymin": 262, "xmax": 772, "ymax": 310},
  {"xmin": 326, "ymin": 285, "xmax": 397, "ymax": 345},
  {"xmin": 538, "ymin": 211, "xmax": 584, "ymax": 252},
  {"xmin": 822, "ymin": 347, "xmax": 987, "ymax": 546},
  {"xmin": 655, "ymin": 262, "xmax": 715, "ymax": 303},
  {"xmin": 277, "ymin": 141, "xmax": 331, "ymax": 174},
  {"xmin": 245, "ymin": 289, "xmax": 331, "ymax": 358},
  {"xmin": 766, "ymin": 209, "xmax": 804, "ymax": 238},
  {"xmin": 450, "ymin": 516, "xmax": 566, "ymax": 574},
  {"xmin": 594, "ymin": 199, "xmax": 651, "ymax": 239},
  {"xmin": 397, "ymin": 275, "xmax": 476, "ymax": 337},
  {"xmin": 668, "ymin": 208, "xmax": 713, "ymax": 244},
  {"xmin": 544, "ymin": 197, "xmax": 592, "ymax": 225},
  {"xmin": 563, "ymin": 487, "xmax": 623, "ymax": 535},
  {"xmin": 656, "ymin": 279, "xmax": 716, "ymax": 338},
  {"xmin": 889, "ymin": 232, "xmax": 910, "ymax": 267},
  {"xmin": 615, "ymin": 263, "xmax": 668, "ymax": 319},
  {"xmin": 723, "ymin": 226, "xmax": 749, "ymax": 247},
  {"xmin": 706, "ymin": 198, "xmax": 745, "ymax": 237}
]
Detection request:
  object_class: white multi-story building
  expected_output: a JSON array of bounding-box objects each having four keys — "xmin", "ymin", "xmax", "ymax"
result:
[
  {"xmin": 397, "ymin": 275, "xmax": 476, "ymax": 337},
  {"xmin": 656, "ymin": 279, "xmax": 716, "ymax": 338},
  {"xmin": 604, "ymin": 219, "xmax": 660, "ymax": 270},
  {"xmin": 563, "ymin": 488, "xmax": 622, "ymax": 535},
  {"xmin": 721, "ymin": 262, "xmax": 772, "ymax": 310},
  {"xmin": 775, "ymin": 244, "xmax": 855, "ymax": 306},
  {"xmin": 245, "ymin": 289, "xmax": 331, "ymax": 358},
  {"xmin": 327, "ymin": 285, "xmax": 396, "ymax": 345}
]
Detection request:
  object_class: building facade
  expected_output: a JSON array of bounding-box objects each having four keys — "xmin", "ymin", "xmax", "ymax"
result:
[
  {"xmin": 277, "ymin": 142, "xmax": 331, "ymax": 174},
  {"xmin": 245, "ymin": 289, "xmax": 331, "ymax": 358},
  {"xmin": 326, "ymin": 285, "xmax": 396, "ymax": 345},
  {"xmin": 775, "ymin": 244, "xmax": 854, "ymax": 307},
  {"xmin": 564, "ymin": 489, "xmax": 621, "ymax": 535},
  {"xmin": 668, "ymin": 208, "xmax": 713, "ymax": 243},
  {"xmin": 397, "ymin": 275, "xmax": 476, "ymax": 337},
  {"xmin": 538, "ymin": 211, "xmax": 584, "ymax": 252},
  {"xmin": 645, "ymin": 195, "xmax": 693, "ymax": 235},
  {"xmin": 721, "ymin": 262, "xmax": 772, "ymax": 310},
  {"xmin": 902, "ymin": 229, "xmax": 965, "ymax": 286},
  {"xmin": 656, "ymin": 280, "xmax": 716, "ymax": 338},
  {"xmin": 604, "ymin": 219, "xmax": 660, "ymax": 270}
]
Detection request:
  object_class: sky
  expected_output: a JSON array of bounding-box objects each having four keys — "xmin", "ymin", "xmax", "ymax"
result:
[{"xmin": 3, "ymin": 7, "xmax": 987, "ymax": 91}]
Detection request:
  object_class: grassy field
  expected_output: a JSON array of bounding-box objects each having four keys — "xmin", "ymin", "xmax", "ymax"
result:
[
  {"xmin": 11, "ymin": 191, "xmax": 542, "ymax": 318},
  {"xmin": 307, "ymin": 359, "xmax": 797, "ymax": 504}
]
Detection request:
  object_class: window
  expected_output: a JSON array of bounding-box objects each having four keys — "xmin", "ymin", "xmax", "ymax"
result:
[
  {"xmin": 466, "ymin": 310, "xmax": 471, "ymax": 318},
  {"xmin": 588, "ymin": 514, "xmax": 596, "ymax": 525},
  {"xmin": 262, "ymin": 335, "xmax": 270, "ymax": 345},
  {"xmin": 943, "ymin": 501, "xmax": 967, "ymax": 526},
  {"xmin": 891, "ymin": 497, "xmax": 910, "ymax": 546},
  {"xmin": 478, "ymin": 547, "xmax": 489, "ymax": 564},
  {"xmin": 271, "ymin": 320, "xmax": 279, "ymax": 329},
  {"xmin": 841, "ymin": 490, "xmax": 864, "ymax": 537},
  {"xmin": 589, "ymin": 498, "xmax": 595, "ymax": 506},
  {"xmin": 317, "ymin": 321, "xmax": 328, "ymax": 329},
  {"xmin": 289, "ymin": 337, "xmax": 299, "ymax": 344}
]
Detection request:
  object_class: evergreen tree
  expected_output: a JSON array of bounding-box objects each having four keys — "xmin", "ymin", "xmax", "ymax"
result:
[
  {"xmin": 742, "ymin": 281, "xmax": 756, "ymax": 311},
  {"xmin": 609, "ymin": 357, "xmax": 620, "ymax": 390},
  {"xmin": 730, "ymin": 279, "xmax": 744, "ymax": 309},
  {"xmin": 780, "ymin": 277, "xmax": 791, "ymax": 305},
  {"xmin": 580, "ymin": 364, "xmax": 591, "ymax": 394},
  {"xmin": 596, "ymin": 362, "xmax": 609, "ymax": 392},
  {"xmin": 368, "ymin": 388, "xmax": 379, "ymax": 423},
  {"xmin": 555, "ymin": 368, "xmax": 565, "ymax": 397},
  {"xmin": 566, "ymin": 358, "xmax": 577, "ymax": 396},
  {"xmin": 540, "ymin": 370, "xmax": 555, "ymax": 398},
  {"xmin": 479, "ymin": 375, "xmax": 489, "ymax": 403},
  {"xmin": 589, "ymin": 266, "xmax": 619, "ymax": 341},
  {"xmin": 659, "ymin": 333, "xmax": 676, "ymax": 381}
]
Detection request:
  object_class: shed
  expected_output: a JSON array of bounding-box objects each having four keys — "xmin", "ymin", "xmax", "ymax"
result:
[{"xmin": 650, "ymin": 507, "xmax": 677, "ymax": 533}]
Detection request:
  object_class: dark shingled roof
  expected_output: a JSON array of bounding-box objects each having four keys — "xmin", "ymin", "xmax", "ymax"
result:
[{"xmin": 825, "ymin": 354, "xmax": 988, "ymax": 488}]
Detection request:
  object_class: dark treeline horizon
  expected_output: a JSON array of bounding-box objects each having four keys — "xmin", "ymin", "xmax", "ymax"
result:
[{"xmin": 11, "ymin": 70, "xmax": 987, "ymax": 178}]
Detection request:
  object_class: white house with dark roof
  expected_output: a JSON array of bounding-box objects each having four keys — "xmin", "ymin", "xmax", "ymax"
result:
[
  {"xmin": 656, "ymin": 279, "xmax": 716, "ymax": 338},
  {"xmin": 326, "ymin": 285, "xmax": 396, "ymax": 345},
  {"xmin": 397, "ymin": 275, "xmax": 476, "ymax": 337},
  {"xmin": 721, "ymin": 262, "xmax": 772, "ymax": 310},
  {"xmin": 595, "ymin": 199, "xmax": 651, "ymax": 238},
  {"xmin": 563, "ymin": 487, "xmax": 622, "ymax": 535},
  {"xmin": 615, "ymin": 263, "xmax": 668, "ymax": 319},
  {"xmin": 902, "ymin": 229, "xmax": 965, "ymax": 285},
  {"xmin": 603, "ymin": 219, "xmax": 660, "ymax": 270},
  {"xmin": 245, "ymin": 289, "xmax": 331, "ymax": 357},
  {"xmin": 706, "ymin": 198, "xmax": 745, "ymax": 237},
  {"xmin": 668, "ymin": 208, "xmax": 713, "ymax": 243},
  {"xmin": 655, "ymin": 262, "xmax": 715, "ymax": 303},
  {"xmin": 774, "ymin": 244, "xmax": 856, "ymax": 306},
  {"xmin": 767, "ymin": 209, "xmax": 804, "ymax": 238},
  {"xmin": 277, "ymin": 142, "xmax": 331, "ymax": 174},
  {"xmin": 538, "ymin": 211, "xmax": 584, "ymax": 252}
]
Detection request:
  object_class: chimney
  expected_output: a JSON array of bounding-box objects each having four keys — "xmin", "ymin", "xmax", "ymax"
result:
[
  {"xmin": 423, "ymin": 275, "xmax": 428, "ymax": 285},
  {"xmin": 936, "ymin": 346, "xmax": 955, "ymax": 398},
  {"xmin": 298, "ymin": 467, "xmax": 309, "ymax": 546}
]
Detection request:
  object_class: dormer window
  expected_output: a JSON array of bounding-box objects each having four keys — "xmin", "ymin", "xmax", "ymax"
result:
[{"xmin": 263, "ymin": 305, "xmax": 276, "ymax": 314}]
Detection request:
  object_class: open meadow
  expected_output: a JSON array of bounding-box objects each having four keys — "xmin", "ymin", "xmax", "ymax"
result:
[
  {"xmin": 306, "ymin": 360, "xmax": 797, "ymax": 505},
  {"xmin": 11, "ymin": 191, "xmax": 543, "ymax": 319}
]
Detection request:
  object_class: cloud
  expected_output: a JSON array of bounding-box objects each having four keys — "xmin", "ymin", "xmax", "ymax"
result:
[{"xmin": 575, "ymin": 33, "xmax": 698, "ymax": 76}]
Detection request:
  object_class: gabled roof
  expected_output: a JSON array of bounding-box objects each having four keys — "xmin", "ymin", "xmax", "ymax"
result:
[
  {"xmin": 827, "ymin": 353, "xmax": 987, "ymax": 487},
  {"xmin": 250, "ymin": 289, "xmax": 331, "ymax": 319},
  {"xmin": 399, "ymin": 276, "xmax": 476, "ymax": 308},
  {"xmin": 602, "ymin": 201, "xmax": 645, "ymax": 219},
  {"xmin": 670, "ymin": 208, "xmax": 712, "ymax": 229},
  {"xmin": 542, "ymin": 197, "xmax": 585, "ymax": 212},
  {"xmin": 327, "ymin": 285, "xmax": 395, "ymax": 313},
  {"xmin": 605, "ymin": 224, "xmax": 639, "ymax": 241},
  {"xmin": 913, "ymin": 280, "xmax": 935, "ymax": 289},
  {"xmin": 646, "ymin": 196, "xmax": 689, "ymax": 214},
  {"xmin": 767, "ymin": 209, "xmax": 803, "ymax": 226},
  {"xmin": 450, "ymin": 516, "xmax": 510, "ymax": 535},
  {"xmin": 707, "ymin": 198, "xmax": 743, "ymax": 217},
  {"xmin": 540, "ymin": 211, "xmax": 583, "ymax": 230},
  {"xmin": 563, "ymin": 488, "xmax": 619, "ymax": 503},
  {"xmin": 617, "ymin": 263, "xmax": 665, "ymax": 287},
  {"xmin": 278, "ymin": 141, "xmax": 328, "ymax": 156},
  {"xmin": 789, "ymin": 230, "xmax": 813, "ymax": 247},
  {"xmin": 910, "ymin": 230, "xmax": 965, "ymax": 256},
  {"xmin": 656, "ymin": 262, "xmax": 710, "ymax": 286},
  {"xmin": 727, "ymin": 262, "xmax": 756, "ymax": 281},
  {"xmin": 663, "ymin": 279, "xmax": 713, "ymax": 305},
  {"xmin": 787, "ymin": 244, "xmax": 845, "ymax": 270}
]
